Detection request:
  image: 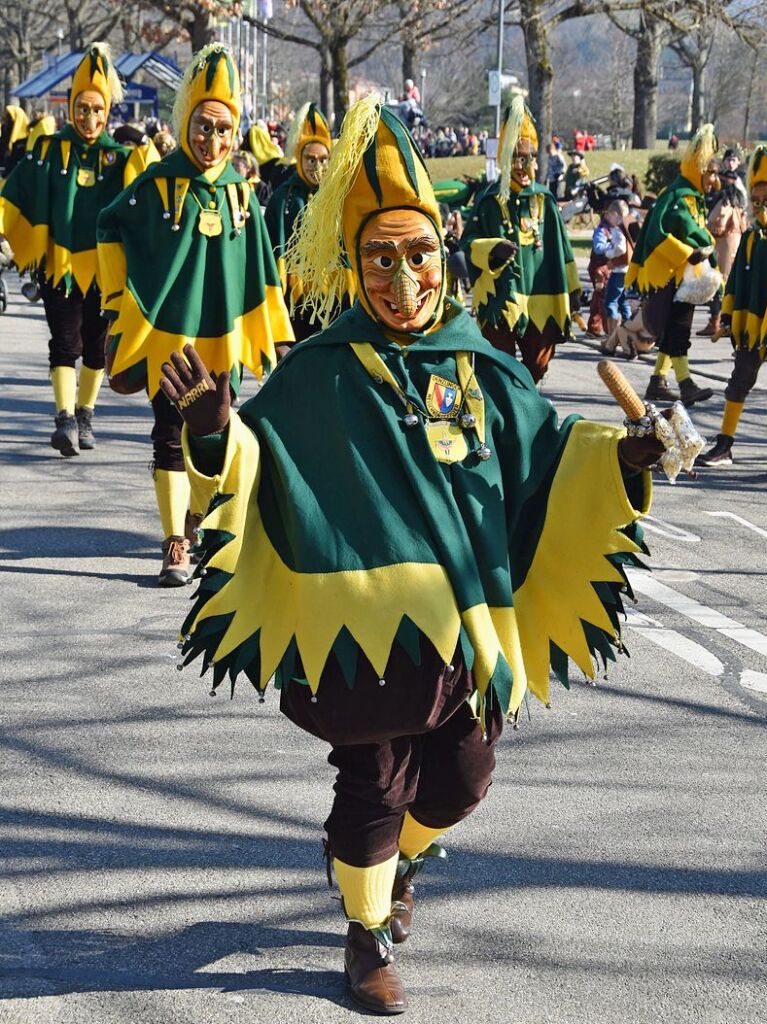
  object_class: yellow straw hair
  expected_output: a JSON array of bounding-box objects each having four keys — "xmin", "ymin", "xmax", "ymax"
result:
[
  {"xmin": 284, "ymin": 94, "xmax": 381, "ymax": 328},
  {"xmin": 283, "ymin": 101, "xmax": 311, "ymax": 164},
  {"xmin": 499, "ymin": 97, "xmax": 524, "ymax": 199},
  {"xmin": 680, "ymin": 123, "xmax": 717, "ymax": 186}
]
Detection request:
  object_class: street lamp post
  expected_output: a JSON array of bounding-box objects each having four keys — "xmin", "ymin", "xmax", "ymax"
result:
[{"xmin": 495, "ymin": 0, "xmax": 504, "ymax": 137}]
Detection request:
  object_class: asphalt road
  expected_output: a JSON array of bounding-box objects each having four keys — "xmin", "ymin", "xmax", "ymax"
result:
[{"xmin": 1, "ymin": 270, "xmax": 765, "ymax": 1024}]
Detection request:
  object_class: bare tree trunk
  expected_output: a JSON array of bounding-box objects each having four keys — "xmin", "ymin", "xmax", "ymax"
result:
[
  {"xmin": 632, "ymin": 11, "xmax": 664, "ymax": 148},
  {"xmin": 690, "ymin": 61, "xmax": 706, "ymax": 131},
  {"xmin": 331, "ymin": 39, "xmax": 349, "ymax": 126},
  {"xmin": 519, "ymin": 0, "xmax": 552, "ymax": 181},
  {"xmin": 190, "ymin": 9, "xmax": 216, "ymax": 53},
  {"xmin": 742, "ymin": 47, "xmax": 758, "ymax": 142},
  {"xmin": 402, "ymin": 38, "xmax": 416, "ymax": 86},
  {"xmin": 319, "ymin": 42, "xmax": 334, "ymax": 126}
]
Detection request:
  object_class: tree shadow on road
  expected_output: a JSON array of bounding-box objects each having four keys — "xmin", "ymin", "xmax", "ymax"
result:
[{"xmin": 0, "ymin": 920, "xmax": 352, "ymax": 1009}]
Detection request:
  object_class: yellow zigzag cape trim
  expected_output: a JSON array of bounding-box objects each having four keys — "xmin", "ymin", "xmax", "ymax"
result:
[{"xmin": 183, "ymin": 416, "xmax": 649, "ymax": 713}]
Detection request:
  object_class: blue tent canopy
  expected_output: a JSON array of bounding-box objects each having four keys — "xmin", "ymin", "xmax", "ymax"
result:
[{"xmin": 14, "ymin": 51, "xmax": 183, "ymax": 99}]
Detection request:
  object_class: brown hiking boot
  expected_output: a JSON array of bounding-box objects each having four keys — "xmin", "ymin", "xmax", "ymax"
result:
[
  {"xmin": 184, "ymin": 511, "xmax": 204, "ymax": 564},
  {"xmin": 344, "ymin": 923, "xmax": 407, "ymax": 1015},
  {"xmin": 679, "ymin": 376, "xmax": 714, "ymax": 408},
  {"xmin": 159, "ymin": 535, "xmax": 191, "ymax": 588},
  {"xmin": 51, "ymin": 411, "xmax": 80, "ymax": 457},
  {"xmin": 644, "ymin": 374, "xmax": 679, "ymax": 403},
  {"xmin": 75, "ymin": 406, "xmax": 96, "ymax": 449},
  {"xmin": 696, "ymin": 316, "xmax": 720, "ymax": 336}
]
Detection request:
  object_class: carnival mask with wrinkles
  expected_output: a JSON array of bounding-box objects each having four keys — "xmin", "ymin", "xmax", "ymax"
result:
[
  {"xmin": 73, "ymin": 90, "xmax": 106, "ymax": 143},
  {"xmin": 512, "ymin": 139, "xmax": 537, "ymax": 188},
  {"xmin": 188, "ymin": 100, "xmax": 234, "ymax": 171},
  {"xmin": 359, "ymin": 209, "xmax": 443, "ymax": 332},
  {"xmin": 301, "ymin": 141, "xmax": 329, "ymax": 187},
  {"xmin": 752, "ymin": 183, "xmax": 767, "ymax": 227}
]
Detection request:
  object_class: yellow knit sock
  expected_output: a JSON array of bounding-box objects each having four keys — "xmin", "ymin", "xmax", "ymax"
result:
[
  {"xmin": 333, "ymin": 853, "xmax": 399, "ymax": 929},
  {"xmin": 654, "ymin": 353, "xmax": 672, "ymax": 376},
  {"xmin": 398, "ymin": 811, "xmax": 450, "ymax": 860},
  {"xmin": 51, "ymin": 366, "xmax": 76, "ymax": 414},
  {"xmin": 671, "ymin": 355, "xmax": 690, "ymax": 383},
  {"xmin": 721, "ymin": 400, "xmax": 744, "ymax": 438},
  {"xmin": 153, "ymin": 469, "xmax": 191, "ymax": 539},
  {"xmin": 76, "ymin": 366, "xmax": 105, "ymax": 410}
]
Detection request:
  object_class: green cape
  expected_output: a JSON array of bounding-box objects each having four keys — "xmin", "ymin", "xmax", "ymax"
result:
[
  {"xmin": 460, "ymin": 180, "xmax": 580, "ymax": 337},
  {"xmin": 722, "ymin": 225, "xmax": 767, "ymax": 354},
  {"xmin": 626, "ymin": 175, "xmax": 715, "ymax": 294},
  {"xmin": 96, "ymin": 148, "xmax": 292, "ymax": 396},
  {"xmin": 179, "ymin": 300, "xmax": 650, "ymax": 729},
  {"xmin": 0, "ymin": 123, "xmax": 133, "ymax": 292}
]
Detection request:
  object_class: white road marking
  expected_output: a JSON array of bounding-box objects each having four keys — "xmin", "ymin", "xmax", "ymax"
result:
[
  {"xmin": 628, "ymin": 571, "xmax": 767, "ymax": 660},
  {"xmin": 740, "ymin": 670, "xmax": 767, "ymax": 694},
  {"xmin": 703, "ymin": 511, "xmax": 767, "ymax": 540},
  {"xmin": 625, "ymin": 608, "xmax": 724, "ymax": 676},
  {"xmin": 640, "ymin": 516, "xmax": 701, "ymax": 543}
]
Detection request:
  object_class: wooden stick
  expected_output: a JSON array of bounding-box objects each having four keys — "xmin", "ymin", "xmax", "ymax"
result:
[{"xmin": 597, "ymin": 360, "xmax": 646, "ymax": 420}]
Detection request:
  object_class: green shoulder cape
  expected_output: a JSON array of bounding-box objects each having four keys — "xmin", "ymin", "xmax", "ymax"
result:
[
  {"xmin": 722, "ymin": 225, "xmax": 767, "ymax": 354},
  {"xmin": 460, "ymin": 180, "xmax": 580, "ymax": 337},
  {"xmin": 178, "ymin": 300, "xmax": 650, "ymax": 729},
  {"xmin": 626, "ymin": 175, "xmax": 715, "ymax": 294},
  {"xmin": 96, "ymin": 148, "xmax": 293, "ymax": 397},
  {"xmin": 0, "ymin": 123, "xmax": 136, "ymax": 293}
]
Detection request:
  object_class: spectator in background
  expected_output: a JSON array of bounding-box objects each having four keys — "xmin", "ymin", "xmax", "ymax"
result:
[
  {"xmin": 153, "ymin": 130, "xmax": 176, "ymax": 157},
  {"xmin": 564, "ymin": 151, "xmax": 589, "ymax": 199},
  {"xmin": 721, "ymin": 148, "xmax": 747, "ymax": 202},
  {"xmin": 404, "ymin": 77, "xmax": 421, "ymax": 105},
  {"xmin": 696, "ymin": 159, "xmax": 748, "ymax": 336},
  {"xmin": 594, "ymin": 200, "xmax": 633, "ymax": 353},
  {"xmin": 546, "ymin": 142, "xmax": 566, "ymax": 198}
]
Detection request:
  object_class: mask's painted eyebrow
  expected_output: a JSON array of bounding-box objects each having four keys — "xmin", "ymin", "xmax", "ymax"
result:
[
  {"xmin": 406, "ymin": 235, "xmax": 439, "ymax": 250},
  {"xmin": 361, "ymin": 239, "xmax": 398, "ymax": 255}
]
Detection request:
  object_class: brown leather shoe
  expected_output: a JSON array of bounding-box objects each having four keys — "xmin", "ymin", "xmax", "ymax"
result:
[
  {"xmin": 159, "ymin": 535, "xmax": 191, "ymax": 588},
  {"xmin": 184, "ymin": 511, "xmax": 204, "ymax": 564},
  {"xmin": 344, "ymin": 922, "xmax": 407, "ymax": 1015}
]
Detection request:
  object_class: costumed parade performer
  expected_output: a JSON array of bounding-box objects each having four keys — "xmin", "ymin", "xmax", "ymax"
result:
[
  {"xmin": 241, "ymin": 120, "xmax": 289, "ymax": 204},
  {"xmin": 159, "ymin": 98, "xmax": 665, "ymax": 1014},
  {"xmin": 264, "ymin": 103, "xmax": 352, "ymax": 342},
  {"xmin": 0, "ymin": 43, "xmax": 155, "ymax": 457},
  {"xmin": 97, "ymin": 44, "xmax": 293, "ymax": 586},
  {"xmin": 461, "ymin": 97, "xmax": 581, "ymax": 383},
  {"xmin": 698, "ymin": 146, "xmax": 767, "ymax": 467},
  {"xmin": 0, "ymin": 106, "xmax": 29, "ymax": 180},
  {"xmin": 626, "ymin": 125, "xmax": 721, "ymax": 407}
]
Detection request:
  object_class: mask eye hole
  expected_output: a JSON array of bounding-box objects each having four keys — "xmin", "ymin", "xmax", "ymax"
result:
[
  {"xmin": 409, "ymin": 252, "xmax": 427, "ymax": 268},
  {"xmin": 373, "ymin": 254, "xmax": 395, "ymax": 271}
]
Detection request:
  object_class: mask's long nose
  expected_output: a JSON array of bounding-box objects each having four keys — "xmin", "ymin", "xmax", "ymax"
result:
[{"xmin": 393, "ymin": 260, "xmax": 420, "ymax": 319}]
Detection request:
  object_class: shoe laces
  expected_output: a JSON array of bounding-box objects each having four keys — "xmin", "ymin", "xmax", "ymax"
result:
[{"xmin": 164, "ymin": 538, "xmax": 188, "ymax": 565}]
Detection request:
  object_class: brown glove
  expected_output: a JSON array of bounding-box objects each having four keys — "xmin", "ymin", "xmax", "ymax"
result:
[
  {"xmin": 687, "ymin": 249, "xmax": 708, "ymax": 265},
  {"xmin": 489, "ymin": 239, "xmax": 517, "ymax": 270},
  {"xmin": 159, "ymin": 345, "xmax": 231, "ymax": 436},
  {"xmin": 618, "ymin": 408, "xmax": 672, "ymax": 471}
]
